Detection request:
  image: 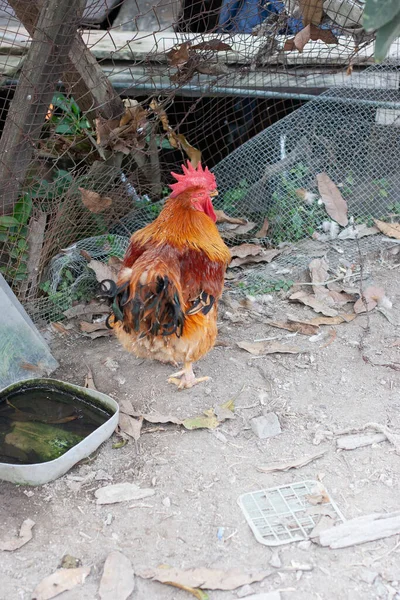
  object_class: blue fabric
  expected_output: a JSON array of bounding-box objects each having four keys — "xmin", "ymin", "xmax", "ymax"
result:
[{"xmin": 217, "ymin": 0, "xmax": 336, "ymax": 35}]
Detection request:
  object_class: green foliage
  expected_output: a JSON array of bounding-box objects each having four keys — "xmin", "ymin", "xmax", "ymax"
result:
[
  {"xmin": 363, "ymin": 0, "xmax": 400, "ymax": 61},
  {"xmin": 221, "ymin": 179, "xmax": 249, "ymax": 212},
  {"xmin": 237, "ymin": 279, "xmax": 294, "ymax": 295},
  {"xmin": 47, "ymin": 93, "xmax": 92, "ymax": 136},
  {"xmin": 267, "ymin": 163, "xmax": 326, "ymax": 245},
  {"xmin": 0, "ymin": 195, "xmax": 33, "ymax": 282}
]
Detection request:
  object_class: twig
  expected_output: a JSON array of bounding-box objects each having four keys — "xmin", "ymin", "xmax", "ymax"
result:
[
  {"xmin": 294, "ymin": 272, "xmax": 360, "ymax": 287},
  {"xmin": 370, "ymin": 537, "xmax": 400, "ymax": 563}
]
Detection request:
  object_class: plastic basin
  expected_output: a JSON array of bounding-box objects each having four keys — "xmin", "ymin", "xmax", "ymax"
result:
[{"xmin": 0, "ymin": 378, "xmax": 119, "ymax": 485}]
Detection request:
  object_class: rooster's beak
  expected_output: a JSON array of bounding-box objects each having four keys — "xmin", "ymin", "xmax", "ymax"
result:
[{"xmin": 210, "ymin": 190, "xmax": 218, "ymax": 197}]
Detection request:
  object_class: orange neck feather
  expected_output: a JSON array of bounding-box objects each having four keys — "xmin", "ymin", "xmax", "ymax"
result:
[{"xmin": 133, "ymin": 191, "xmax": 230, "ymax": 263}]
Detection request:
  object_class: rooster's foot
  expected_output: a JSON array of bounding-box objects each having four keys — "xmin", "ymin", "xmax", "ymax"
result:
[{"xmin": 168, "ymin": 363, "xmax": 210, "ymax": 390}]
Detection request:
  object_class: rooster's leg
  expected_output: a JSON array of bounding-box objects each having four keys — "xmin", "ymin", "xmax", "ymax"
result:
[{"xmin": 168, "ymin": 362, "xmax": 210, "ymax": 389}]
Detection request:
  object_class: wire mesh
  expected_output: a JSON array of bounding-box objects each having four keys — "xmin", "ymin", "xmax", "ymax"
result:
[{"xmin": 0, "ymin": 0, "xmax": 398, "ymax": 322}]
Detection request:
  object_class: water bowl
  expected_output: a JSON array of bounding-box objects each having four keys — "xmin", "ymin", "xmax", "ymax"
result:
[{"xmin": 0, "ymin": 378, "xmax": 119, "ymax": 485}]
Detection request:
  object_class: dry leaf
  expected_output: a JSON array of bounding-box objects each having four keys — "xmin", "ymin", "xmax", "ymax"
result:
[
  {"xmin": 215, "ymin": 210, "xmax": 246, "ymax": 225},
  {"xmin": 230, "ymin": 243, "xmax": 263, "ymax": 259},
  {"xmin": 99, "ymin": 551, "xmax": 134, "ymax": 600},
  {"xmin": 338, "ymin": 224, "xmax": 379, "ymax": 239},
  {"xmin": 87, "ymin": 259, "xmax": 119, "ymax": 284},
  {"xmin": 292, "ymin": 314, "xmax": 356, "ymax": 326},
  {"xmin": 320, "ymin": 328, "xmax": 337, "ymax": 348},
  {"xmin": 309, "ymin": 257, "xmax": 329, "ymax": 296},
  {"xmin": 191, "ymin": 40, "xmax": 232, "ymax": 52},
  {"xmin": 80, "ymin": 320, "xmax": 108, "ymax": 333},
  {"xmin": 137, "ymin": 566, "xmax": 271, "ymax": 591},
  {"xmin": 63, "ymin": 302, "xmax": 110, "ymax": 319},
  {"xmin": 289, "ymin": 290, "xmax": 338, "ymax": 317},
  {"xmin": 237, "ymin": 341, "xmax": 300, "ymax": 356},
  {"xmin": 306, "ymin": 482, "xmax": 330, "ymax": 505},
  {"xmin": 167, "ymin": 42, "xmax": 190, "ymax": 66},
  {"xmin": 32, "ymin": 567, "xmax": 91, "ymax": 600},
  {"xmin": 227, "ymin": 221, "xmax": 257, "ymax": 235},
  {"xmin": 86, "ymin": 330, "xmax": 113, "ymax": 339},
  {"xmin": 79, "ymin": 188, "xmax": 112, "ymax": 214},
  {"xmin": 294, "ymin": 25, "xmax": 312, "ymax": 51},
  {"xmin": 175, "ymin": 133, "xmax": 201, "ymax": 167},
  {"xmin": 299, "ymin": 0, "xmax": 323, "ymax": 25},
  {"xmin": 374, "ymin": 219, "xmax": 400, "ymax": 240},
  {"xmin": 317, "ymin": 173, "xmax": 348, "ymax": 226},
  {"xmin": 267, "ymin": 320, "xmax": 319, "ymax": 335},
  {"xmin": 95, "ymin": 482, "xmax": 155, "ymax": 505},
  {"xmin": 255, "ymin": 217, "xmax": 269, "ymax": 238},
  {"xmin": 50, "ymin": 322, "xmax": 70, "ymax": 336},
  {"xmin": 230, "ymin": 249, "xmax": 280, "ymax": 268},
  {"xmin": 84, "ymin": 368, "xmax": 97, "ymax": 391},
  {"xmin": 0, "ymin": 519, "xmax": 35, "ymax": 552},
  {"xmin": 119, "ymin": 413, "xmax": 143, "ymax": 442},
  {"xmin": 257, "ymin": 449, "xmax": 326, "ymax": 473},
  {"xmin": 354, "ymin": 286, "xmax": 386, "ymax": 314}
]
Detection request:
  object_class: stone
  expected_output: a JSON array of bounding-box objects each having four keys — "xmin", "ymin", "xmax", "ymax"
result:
[{"xmin": 251, "ymin": 413, "xmax": 281, "ymax": 439}]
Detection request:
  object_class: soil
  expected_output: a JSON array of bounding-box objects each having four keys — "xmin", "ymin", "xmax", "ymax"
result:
[{"xmin": 1, "ymin": 252, "xmax": 400, "ymax": 600}]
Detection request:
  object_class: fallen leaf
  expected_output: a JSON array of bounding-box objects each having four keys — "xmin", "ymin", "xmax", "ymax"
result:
[
  {"xmin": 230, "ymin": 243, "xmax": 263, "ymax": 259},
  {"xmin": 99, "ymin": 551, "xmax": 134, "ymax": 600},
  {"xmin": 167, "ymin": 42, "xmax": 190, "ymax": 66},
  {"xmin": 137, "ymin": 566, "xmax": 271, "ymax": 591},
  {"xmin": 183, "ymin": 400, "xmax": 234, "ymax": 430},
  {"xmin": 118, "ymin": 413, "xmax": 143, "ymax": 442},
  {"xmin": 50, "ymin": 322, "xmax": 70, "ymax": 336},
  {"xmin": 338, "ymin": 224, "xmax": 379, "ymax": 240},
  {"xmin": 289, "ymin": 291, "xmax": 338, "ymax": 317},
  {"xmin": 267, "ymin": 320, "xmax": 319, "ymax": 335},
  {"xmin": 320, "ymin": 328, "xmax": 337, "ymax": 348},
  {"xmin": 63, "ymin": 302, "xmax": 110, "ymax": 319},
  {"xmin": 80, "ymin": 320, "xmax": 108, "ymax": 333},
  {"xmin": 309, "ymin": 257, "xmax": 329, "ymax": 289},
  {"xmin": 313, "ymin": 26, "xmax": 338, "ymax": 44},
  {"xmin": 374, "ymin": 219, "xmax": 400, "ymax": 240},
  {"xmin": 86, "ymin": 330, "xmax": 114, "ymax": 339},
  {"xmin": 354, "ymin": 286, "xmax": 386, "ymax": 313},
  {"xmin": 191, "ymin": 40, "xmax": 232, "ymax": 52},
  {"xmin": 292, "ymin": 314, "xmax": 356, "ymax": 326},
  {"xmin": 230, "ymin": 249, "xmax": 281, "ymax": 268},
  {"xmin": 237, "ymin": 341, "xmax": 300, "ymax": 356},
  {"xmin": 32, "ymin": 567, "xmax": 90, "ymax": 600},
  {"xmin": 84, "ymin": 368, "xmax": 97, "ymax": 391},
  {"xmin": 164, "ymin": 583, "xmax": 209, "ymax": 599},
  {"xmin": 298, "ymin": 0, "xmax": 323, "ymax": 25},
  {"xmin": 294, "ymin": 25, "xmax": 312, "ymax": 51},
  {"xmin": 0, "ymin": 519, "xmax": 35, "ymax": 551},
  {"xmin": 87, "ymin": 259, "xmax": 119, "ymax": 284},
  {"xmin": 226, "ymin": 221, "xmax": 257, "ymax": 235},
  {"xmin": 257, "ymin": 449, "xmax": 327, "ymax": 473},
  {"xmin": 317, "ymin": 173, "xmax": 348, "ymax": 226},
  {"xmin": 79, "ymin": 188, "xmax": 112, "ymax": 214},
  {"xmin": 176, "ymin": 133, "xmax": 202, "ymax": 168},
  {"xmin": 214, "ymin": 398, "xmax": 235, "ymax": 421},
  {"xmin": 215, "ymin": 210, "xmax": 247, "ymax": 225},
  {"xmin": 95, "ymin": 482, "xmax": 155, "ymax": 505},
  {"xmin": 255, "ymin": 217, "xmax": 269, "ymax": 238},
  {"xmin": 59, "ymin": 555, "xmax": 81, "ymax": 569}
]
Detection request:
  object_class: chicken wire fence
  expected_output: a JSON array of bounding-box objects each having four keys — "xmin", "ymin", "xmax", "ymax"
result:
[{"xmin": 0, "ymin": 0, "xmax": 397, "ymax": 322}]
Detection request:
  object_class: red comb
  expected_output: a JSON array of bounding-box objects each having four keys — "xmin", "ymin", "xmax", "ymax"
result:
[{"xmin": 169, "ymin": 161, "xmax": 216, "ymax": 198}]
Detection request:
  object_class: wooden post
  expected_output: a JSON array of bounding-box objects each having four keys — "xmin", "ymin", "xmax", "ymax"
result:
[
  {"xmin": 0, "ymin": 0, "xmax": 88, "ymax": 215},
  {"xmin": 9, "ymin": 0, "xmax": 124, "ymax": 121}
]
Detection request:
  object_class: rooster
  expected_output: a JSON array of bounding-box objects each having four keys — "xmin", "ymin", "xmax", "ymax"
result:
[{"xmin": 101, "ymin": 162, "xmax": 231, "ymax": 389}]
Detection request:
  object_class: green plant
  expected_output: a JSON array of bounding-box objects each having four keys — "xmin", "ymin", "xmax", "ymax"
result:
[
  {"xmin": 267, "ymin": 163, "xmax": 326, "ymax": 245},
  {"xmin": 47, "ymin": 93, "xmax": 92, "ymax": 136},
  {"xmin": 0, "ymin": 195, "xmax": 33, "ymax": 282},
  {"xmin": 363, "ymin": 0, "xmax": 400, "ymax": 62},
  {"xmin": 221, "ymin": 179, "xmax": 249, "ymax": 212},
  {"xmin": 237, "ymin": 279, "xmax": 294, "ymax": 295}
]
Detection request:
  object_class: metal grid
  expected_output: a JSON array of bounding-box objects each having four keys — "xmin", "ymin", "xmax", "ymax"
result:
[{"xmin": 238, "ymin": 480, "xmax": 345, "ymax": 546}]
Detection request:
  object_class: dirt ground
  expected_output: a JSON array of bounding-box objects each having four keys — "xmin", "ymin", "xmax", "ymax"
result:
[{"xmin": 2, "ymin": 252, "xmax": 400, "ymax": 600}]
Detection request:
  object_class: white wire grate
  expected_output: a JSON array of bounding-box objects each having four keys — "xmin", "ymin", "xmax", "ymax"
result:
[{"xmin": 238, "ymin": 480, "xmax": 345, "ymax": 546}]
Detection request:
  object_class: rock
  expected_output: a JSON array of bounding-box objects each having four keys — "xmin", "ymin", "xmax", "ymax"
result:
[
  {"xmin": 162, "ymin": 497, "xmax": 171, "ymax": 508},
  {"xmin": 359, "ymin": 568, "xmax": 378, "ymax": 584},
  {"xmin": 298, "ymin": 540, "xmax": 312, "ymax": 551},
  {"xmin": 237, "ymin": 583, "xmax": 254, "ymax": 597},
  {"xmin": 269, "ymin": 552, "xmax": 282, "ymax": 568},
  {"xmin": 95, "ymin": 482, "xmax": 155, "ymax": 505},
  {"xmin": 251, "ymin": 413, "xmax": 281, "ymax": 439}
]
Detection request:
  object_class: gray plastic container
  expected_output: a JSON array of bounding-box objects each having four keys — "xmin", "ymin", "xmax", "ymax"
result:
[{"xmin": 0, "ymin": 378, "xmax": 119, "ymax": 485}]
